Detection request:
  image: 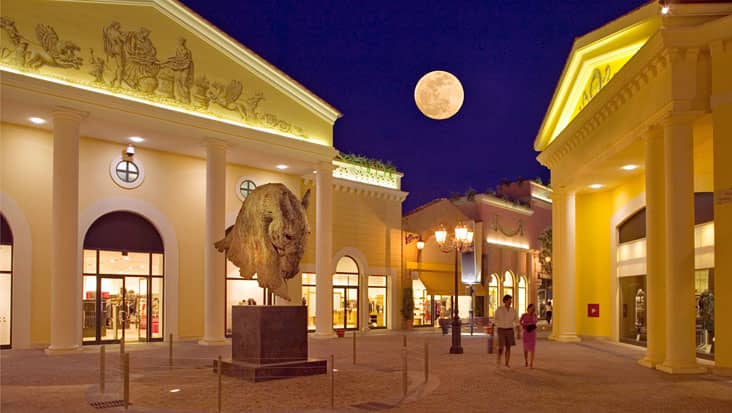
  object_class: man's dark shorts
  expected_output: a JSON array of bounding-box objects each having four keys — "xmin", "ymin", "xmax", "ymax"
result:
[{"xmin": 497, "ymin": 328, "xmax": 516, "ymax": 348}]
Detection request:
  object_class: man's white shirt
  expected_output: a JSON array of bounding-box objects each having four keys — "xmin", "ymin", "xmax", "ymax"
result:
[{"xmin": 494, "ymin": 306, "xmax": 518, "ymax": 328}]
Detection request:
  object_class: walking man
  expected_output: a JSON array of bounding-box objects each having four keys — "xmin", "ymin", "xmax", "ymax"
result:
[{"xmin": 495, "ymin": 294, "xmax": 520, "ymax": 368}]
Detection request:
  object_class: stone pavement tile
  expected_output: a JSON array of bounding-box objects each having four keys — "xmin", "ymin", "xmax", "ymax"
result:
[{"xmin": 2, "ymin": 332, "xmax": 731, "ymax": 412}]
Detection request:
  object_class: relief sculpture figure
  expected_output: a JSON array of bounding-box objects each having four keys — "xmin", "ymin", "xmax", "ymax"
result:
[
  {"xmin": 103, "ymin": 21, "xmax": 127, "ymax": 88},
  {"xmin": 162, "ymin": 38, "xmax": 194, "ymax": 103},
  {"xmin": 215, "ymin": 184, "xmax": 311, "ymax": 301},
  {"xmin": 123, "ymin": 27, "xmax": 159, "ymax": 92}
]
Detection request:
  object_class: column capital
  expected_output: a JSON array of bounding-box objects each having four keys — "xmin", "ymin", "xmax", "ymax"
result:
[
  {"xmin": 202, "ymin": 138, "xmax": 228, "ymax": 150},
  {"xmin": 52, "ymin": 106, "xmax": 88, "ymax": 121},
  {"xmin": 315, "ymin": 160, "xmax": 335, "ymax": 174},
  {"xmin": 659, "ymin": 111, "xmax": 700, "ymax": 127},
  {"xmin": 640, "ymin": 125, "xmax": 664, "ymax": 141}
]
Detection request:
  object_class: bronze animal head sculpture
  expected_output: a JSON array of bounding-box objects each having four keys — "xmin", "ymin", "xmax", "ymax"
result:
[{"xmin": 215, "ymin": 183, "xmax": 310, "ymax": 300}]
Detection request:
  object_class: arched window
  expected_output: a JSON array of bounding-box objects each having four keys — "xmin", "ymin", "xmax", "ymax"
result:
[
  {"xmin": 488, "ymin": 274, "xmax": 499, "ymax": 317},
  {"xmin": 82, "ymin": 211, "xmax": 164, "ymax": 344},
  {"xmin": 503, "ymin": 271, "xmax": 514, "ymax": 303},
  {"xmin": 1, "ymin": 214, "xmax": 13, "ymax": 349},
  {"xmin": 333, "ymin": 256, "xmax": 359, "ymax": 330},
  {"xmin": 518, "ymin": 276, "xmax": 527, "ymax": 315}
]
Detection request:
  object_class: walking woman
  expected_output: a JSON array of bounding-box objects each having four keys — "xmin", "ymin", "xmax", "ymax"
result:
[{"xmin": 521, "ymin": 304, "xmax": 538, "ymax": 368}]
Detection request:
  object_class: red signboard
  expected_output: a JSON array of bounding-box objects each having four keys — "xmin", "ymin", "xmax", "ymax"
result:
[{"xmin": 588, "ymin": 304, "xmax": 600, "ymax": 317}]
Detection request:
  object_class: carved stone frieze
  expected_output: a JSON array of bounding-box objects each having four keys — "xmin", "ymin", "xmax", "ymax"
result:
[{"xmin": 0, "ymin": 17, "xmax": 307, "ymax": 139}]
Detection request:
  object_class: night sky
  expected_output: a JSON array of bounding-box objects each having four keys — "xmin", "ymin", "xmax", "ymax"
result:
[{"xmin": 180, "ymin": 0, "xmax": 648, "ymax": 211}]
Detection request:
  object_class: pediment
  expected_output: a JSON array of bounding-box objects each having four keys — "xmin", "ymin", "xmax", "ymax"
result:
[
  {"xmin": 0, "ymin": 0, "xmax": 339, "ymax": 146},
  {"xmin": 534, "ymin": 3, "xmax": 660, "ymax": 151}
]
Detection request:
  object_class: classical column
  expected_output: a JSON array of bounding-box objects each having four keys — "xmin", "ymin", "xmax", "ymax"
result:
[
  {"xmin": 639, "ymin": 127, "xmax": 666, "ymax": 368},
  {"xmin": 550, "ymin": 190, "xmax": 580, "ymax": 342},
  {"xmin": 199, "ymin": 140, "xmax": 227, "ymax": 345},
  {"xmin": 657, "ymin": 113, "xmax": 704, "ymax": 374},
  {"xmin": 314, "ymin": 162, "xmax": 335, "ymax": 337},
  {"xmin": 47, "ymin": 107, "xmax": 86, "ymax": 354}
]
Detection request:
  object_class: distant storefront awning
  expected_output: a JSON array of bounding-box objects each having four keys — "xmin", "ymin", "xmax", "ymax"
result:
[{"xmin": 419, "ymin": 272, "xmax": 486, "ymax": 296}]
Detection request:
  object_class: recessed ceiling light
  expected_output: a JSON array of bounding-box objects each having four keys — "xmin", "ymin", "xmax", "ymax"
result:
[
  {"xmin": 589, "ymin": 184, "xmax": 604, "ymax": 189},
  {"xmin": 129, "ymin": 136, "xmax": 144, "ymax": 143},
  {"xmin": 276, "ymin": 164, "xmax": 289, "ymax": 170},
  {"xmin": 621, "ymin": 164, "xmax": 639, "ymax": 171},
  {"xmin": 661, "ymin": 5, "xmax": 670, "ymax": 15},
  {"xmin": 29, "ymin": 117, "xmax": 46, "ymax": 125},
  {"xmin": 170, "ymin": 388, "xmax": 181, "ymax": 393}
]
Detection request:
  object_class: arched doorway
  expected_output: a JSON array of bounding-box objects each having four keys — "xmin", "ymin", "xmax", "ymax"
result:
[
  {"xmin": 333, "ymin": 256, "xmax": 359, "ymax": 330},
  {"xmin": 1, "ymin": 214, "xmax": 13, "ymax": 349},
  {"xmin": 517, "ymin": 276, "xmax": 528, "ymax": 315},
  {"xmin": 488, "ymin": 274, "xmax": 499, "ymax": 317},
  {"xmin": 503, "ymin": 271, "xmax": 514, "ymax": 302},
  {"xmin": 82, "ymin": 211, "xmax": 164, "ymax": 344}
]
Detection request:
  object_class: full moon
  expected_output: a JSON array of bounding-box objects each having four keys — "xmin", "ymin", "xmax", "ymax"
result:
[{"xmin": 414, "ymin": 70, "xmax": 464, "ymax": 120}]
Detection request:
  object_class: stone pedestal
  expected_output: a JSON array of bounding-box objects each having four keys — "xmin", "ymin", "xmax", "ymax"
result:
[{"xmin": 214, "ymin": 306, "xmax": 326, "ymax": 382}]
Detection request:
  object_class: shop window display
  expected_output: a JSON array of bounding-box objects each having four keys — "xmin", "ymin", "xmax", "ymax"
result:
[
  {"xmin": 367, "ymin": 275, "xmax": 387, "ymax": 329},
  {"xmin": 695, "ymin": 269, "xmax": 714, "ymax": 357},
  {"xmin": 619, "ymin": 275, "xmax": 646, "ymax": 346},
  {"xmin": 302, "ymin": 273, "xmax": 316, "ymax": 331},
  {"xmin": 225, "ymin": 258, "xmax": 264, "ymax": 336},
  {"xmin": 412, "ymin": 279, "xmax": 433, "ymax": 326},
  {"xmin": 0, "ymin": 215, "xmax": 12, "ymax": 349}
]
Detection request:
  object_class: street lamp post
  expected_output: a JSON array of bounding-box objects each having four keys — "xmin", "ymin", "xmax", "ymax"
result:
[{"xmin": 435, "ymin": 222, "xmax": 474, "ymax": 354}]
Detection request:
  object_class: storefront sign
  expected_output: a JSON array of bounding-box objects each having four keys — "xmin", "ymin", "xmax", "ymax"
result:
[{"xmin": 588, "ymin": 303, "xmax": 600, "ymax": 318}]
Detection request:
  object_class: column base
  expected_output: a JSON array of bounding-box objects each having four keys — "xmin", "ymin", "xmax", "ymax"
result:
[
  {"xmin": 549, "ymin": 334, "xmax": 581, "ymax": 343},
  {"xmin": 712, "ymin": 367, "xmax": 732, "ymax": 377},
  {"xmin": 45, "ymin": 345, "xmax": 82, "ymax": 355},
  {"xmin": 656, "ymin": 362, "xmax": 707, "ymax": 374},
  {"xmin": 638, "ymin": 356, "xmax": 659, "ymax": 368},
  {"xmin": 310, "ymin": 331, "xmax": 337, "ymax": 339},
  {"xmin": 198, "ymin": 338, "xmax": 228, "ymax": 346}
]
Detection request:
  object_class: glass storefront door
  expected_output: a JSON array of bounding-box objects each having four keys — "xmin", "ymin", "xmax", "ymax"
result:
[
  {"xmin": 333, "ymin": 286, "xmax": 358, "ymax": 330},
  {"xmin": 82, "ymin": 250, "xmax": 164, "ymax": 344}
]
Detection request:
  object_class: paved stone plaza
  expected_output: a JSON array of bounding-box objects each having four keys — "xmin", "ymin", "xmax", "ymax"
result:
[{"xmin": 2, "ymin": 328, "xmax": 731, "ymax": 412}]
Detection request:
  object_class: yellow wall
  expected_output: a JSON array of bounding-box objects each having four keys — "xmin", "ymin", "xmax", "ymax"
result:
[
  {"xmin": 301, "ymin": 180, "xmax": 402, "ymax": 271},
  {"xmin": 575, "ymin": 173, "xmax": 644, "ymax": 338},
  {"xmin": 1, "ymin": 121, "xmax": 314, "ymax": 342},
  {"xmin": 0, "ymin": 123, "xmax": 53, "ymax": 343},
  {"xmin": 575, "ymin": 190, "xmax": 613, "ymax": 337}
]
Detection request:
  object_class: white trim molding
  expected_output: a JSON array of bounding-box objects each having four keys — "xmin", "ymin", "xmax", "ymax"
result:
[{"xmin": 0, "ymin": 192, "xmax": 33, "ymax": 349}]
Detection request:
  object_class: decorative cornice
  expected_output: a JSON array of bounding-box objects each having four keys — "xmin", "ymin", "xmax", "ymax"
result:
[
  {"xmin": 537, "ymin": 36, "xmax": 669, "ymax": 170},
  {"xmin": 303, "ymin": 176, "xmax": 408, "ymax": 202},
  {"xmin": 331, "ymin": 160, "xmax": 403, "ymax": 190},
  {"xmin": 475, "ymin": 194, "xmax": 534, "ymax": 216},
  {"xmin": 332, "ymin": 178, "xmax": 408, "ymax": 202}
]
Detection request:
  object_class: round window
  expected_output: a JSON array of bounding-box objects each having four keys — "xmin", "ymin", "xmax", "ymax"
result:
[
  {"xmin": 110, "ymin": 156, "xmax": 144, "ymax": 189},
  {"xmin": 115, "ymin": 160, "xmax": 139, "ymax": 183},
  {"xmin": 237, "ymin": 178, "xmax": 257, "ymax": 201}
]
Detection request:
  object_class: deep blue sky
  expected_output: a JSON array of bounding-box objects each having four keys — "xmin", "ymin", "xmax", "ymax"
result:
[{"xmin": 180, "ymin": 0, "xmax": 647, "ymax": 211}]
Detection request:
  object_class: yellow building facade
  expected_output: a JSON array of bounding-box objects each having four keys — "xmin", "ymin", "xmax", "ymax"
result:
[
  {"xmin": 0, "ymin": 0, "xmax": 406, "ymax": 350},
  {"xmin": 535, "ymin": 1, "xmax": 732, "ymax": 374}
]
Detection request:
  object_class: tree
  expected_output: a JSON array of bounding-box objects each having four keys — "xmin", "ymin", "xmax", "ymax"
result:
[{"xmin": 538, "ymin": 228, "xmax": 552, "ymax": 276}]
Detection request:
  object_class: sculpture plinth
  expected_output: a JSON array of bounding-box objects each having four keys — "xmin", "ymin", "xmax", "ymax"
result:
[{"xmin": 214, "ymin": 306, "xmax": 326, "ymax": 382}]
